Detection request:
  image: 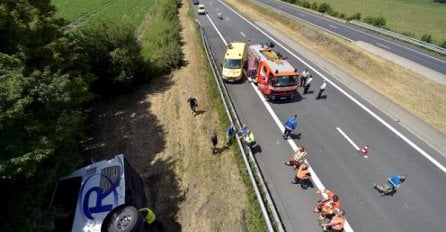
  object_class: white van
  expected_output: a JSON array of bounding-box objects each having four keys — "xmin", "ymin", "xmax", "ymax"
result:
[{"xmin": 50, "ymin": 154, "xmax": 147, "ymax": 232}]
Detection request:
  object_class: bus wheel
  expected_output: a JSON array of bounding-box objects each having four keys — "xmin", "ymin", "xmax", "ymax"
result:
[{"xmin": 103, "ymin": 205, "xmax": 143, "ymax": 232}]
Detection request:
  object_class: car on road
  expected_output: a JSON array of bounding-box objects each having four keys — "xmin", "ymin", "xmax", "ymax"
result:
[
  {"xmin": 198, "ymin": 4, "xmax": 206, "ymax": 15},
  {"xmin": 50, "ymin": 154, "xmax": 147, "ymax": 232},
  {"xmin": 193, "ymin": 0, "xmax": 199, "ymax": 5}
]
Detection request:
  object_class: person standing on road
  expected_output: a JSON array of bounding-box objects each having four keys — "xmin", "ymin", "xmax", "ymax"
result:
[
  {"xmin": 303, "ymin": 75, "xmax": 313, "ymax": 95},
  {"xmin": 285, "ymin": 146, "xmax": 307, "ymax": 168},
  {"xmin": 211, "ymin": 132, "xmax": 218, "ymax": 154},
  {"xmin": 319, "ymin": 209, "xmax": 346, "ymax": 232},
  {"xmin": 283, "ymin": 115, "xmax": 298, "ymax": 140},
  {"xmin": 292, "ymin": 163, "xmax": 311, "ymax": 189},
  {"xmin": 317, "ymin": 195, "xmax": 341, "ymax": 221},
  {"xmin": 314, "ymin": 189, "xmax": 336, "ymax": 212},
  {"xmin": 316, "ymin": 80, "xmax": 327, "ymax": 99},
  {"xmin": 187, "ymin": 97, "xmax": 198, "ymax": 116},
  {"xmin": 300, "ymin": 68, "xmax": 310, "ymax": 87},
  {"xmin": 244, "ymin": 129, "xmax": 256, "ymax": 152},
  {"xmin": 373, "ymin": 174, "xmax": 406, "ymax": 196},
  {"xmin": 224, "ymin": 125, "xmax": 236, "ymax": 148}
]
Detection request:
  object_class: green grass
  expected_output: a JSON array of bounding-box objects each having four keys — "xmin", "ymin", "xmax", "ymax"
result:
[
  {"xmin": 52, "ymin": 0, "xmax": 155, "ymax": 28},
  {"xmin": 300, "ymin": 0, "xmax": 446, "ymax": 43}
]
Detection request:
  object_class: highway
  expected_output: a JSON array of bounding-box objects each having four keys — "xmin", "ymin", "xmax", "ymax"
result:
[
  {"xmin": 193, "ymin": 0, "xmax": 446, "ymax": 231},
  {"xmin": 256, "ymin": 0, "xmax": 446, "ymax": 75}
]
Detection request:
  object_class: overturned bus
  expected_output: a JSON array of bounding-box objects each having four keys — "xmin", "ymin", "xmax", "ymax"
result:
[{"xmin": 50, "ymin": 154, "xmax": 147, "ymax": 232}]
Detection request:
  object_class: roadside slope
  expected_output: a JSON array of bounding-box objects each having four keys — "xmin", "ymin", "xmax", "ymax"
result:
[{"xmin": 81, "ymin": 0, "xmax": 250, "ymax": 231}]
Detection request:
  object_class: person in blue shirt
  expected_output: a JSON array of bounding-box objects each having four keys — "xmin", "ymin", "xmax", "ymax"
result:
[
  {"xmin": 283, "ymin": 115, "xmax": 298, "ymax": 140},
  {"xmin": 241, "ymin": 124, "xmax": 249, "ymax": 136},
  {"xmin": 224, "ymin": 125, "xmax": 236, "ymax": 148},
  {"xmin": 373, "ymin": 174, "xmax": 407, "ymax": 195}
]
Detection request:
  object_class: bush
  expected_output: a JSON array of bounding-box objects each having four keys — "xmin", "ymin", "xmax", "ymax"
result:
[
  {"xmin": 347, "ymin": 12, "xmax": 361, "ymax": 21},
  {"xmin": 363, "ymin": 16, "xmax": 386, "ymax": 28},
  {"xmin": 402, "ymin": 31, "xmax": 415, "ymax": 37},
  {"xmin": 302, "ymin": 1, "xmax": 311, "ymax": 8},
  {"xmin": 141, "ymin": 0, "xmax": 183, "ymax": 74},
  {"xmin": 329, "ymin": 11, "xmax": 339, "ymax": 17},
  {"xmin": 311, "ymin": 2, "xmax": 319, "ymax": 10},
  {"xmin": 421, "ymin": 34, "xmax": 432, "ymax": 43},
  {"xmin": 339, "ymin": 13, "xmax": 346, "ymax": 19},
  {"xmin": 74, "ymin": 20, "xmax": 149, "ymax": 96},
  {"xmin": 441, "ymin": 40, "xmax": 446, "ymax": 49},
  {"xmin": 318, "ymin": 3, "xmax": 332, "ymax": 13}
]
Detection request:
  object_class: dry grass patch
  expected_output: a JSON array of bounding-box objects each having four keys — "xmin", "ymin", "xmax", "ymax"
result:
[
  {"xmin": 146, "ymin": 1, "xmax": 249, "ymax": 231},
  {"xmin": 226, "ymin": 0, "xmax": 446, "ymax": 134}
]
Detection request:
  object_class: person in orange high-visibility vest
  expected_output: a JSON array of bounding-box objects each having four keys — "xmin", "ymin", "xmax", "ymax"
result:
[
  {"xmin": 292, "ymin": 163, "xmax": 311, "ymax": 189},
  {"xmin": 314, "ymin": 189, "xmax": 337, "ymax": 213},
  {"xmin": 318, "ymin": 195, "xmax": 341, "ymax": 221},
  {"xmin": 285, "ymin": 146, "xmax": 307, "ymax": 169},
  {"xmin": 320, "ymin": 209, "xmax": 346, "ymax": 232}
]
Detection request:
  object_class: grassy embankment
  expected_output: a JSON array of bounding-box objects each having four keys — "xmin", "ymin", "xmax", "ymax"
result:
[
  {"xmin": 227, "ymin": 0, "xmax": 446, "ymax": 134},
  {"xmin": 52, "ymin": 0, "xmax": 267, "ymax": 231},
  {"xmin": 309, "ymin": 0, "xmax": 446, "ymax": 42},
  {"xmin": 283, "ymin": 0, "xmax": 446, "ymax": 45},
  {"xmin": 186, "ymin": 6, "xmax": 269, "ymax": 231}
]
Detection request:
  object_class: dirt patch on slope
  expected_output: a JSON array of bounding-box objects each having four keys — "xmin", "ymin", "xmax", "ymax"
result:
[{"xmin": 81, "ymin": 0, "xmax": 248, "ymax": 231}]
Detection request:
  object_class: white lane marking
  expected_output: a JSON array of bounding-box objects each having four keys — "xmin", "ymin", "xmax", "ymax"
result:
[
  {"xmin": 336, "ymin": 127, "xmax": 368, "ymax": 158},
  {"xmin": 328, "ymin": 24, "xmax": 338, "ymax": 29},
  {"xmin": 299, "ymin": 13, "xmax": 306, "ymax": 17},
  {"xmin": 376, "ymin": 43, "xmax": 390, "ymax": 50},
  {"xmin": 225, "ymin": 17, "xmax": 229, "ymax": 21},
  {"xmin": 208, "ymin": 4, "xmax": 354, "ymax": 231},
  {"xmin": 206, "ymin": 14, "xmax": 227, "ymax": 45},
  {"xmin": 240, "ymin": 31, "xmax": 246, "ymax": 37},
  {"xmin": 257, "ymin": 0, "xmax": 352, "ymax": 42},
  {"xmin": 336, "ymin": 127, "xmax": 360, "ymax": 150},
  {"xmin": 220, "ymin": 0, "xmax": 446, "ymax": 174},
  {"xmin": 271, "ymin": 0, "xmax": 446, "ymax": 64}
]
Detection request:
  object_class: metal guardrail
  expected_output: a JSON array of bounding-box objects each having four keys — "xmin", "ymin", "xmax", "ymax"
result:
[
  {"xmin": 349, "ymin": 20, "xmax": 446, "ymax": 55},
  {"xmin": 196, "ymin": 19, "xmax": 284, "ymax": 232}
]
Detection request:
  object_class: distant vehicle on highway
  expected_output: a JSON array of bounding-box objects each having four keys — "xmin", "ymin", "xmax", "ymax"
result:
[
  {"xmin": 193, "ymin": 0, "xmax": 199, "ymax": 5},
  {"xmin": 198, "ymin": 4, "xmax": 206, "ymax": 15}
]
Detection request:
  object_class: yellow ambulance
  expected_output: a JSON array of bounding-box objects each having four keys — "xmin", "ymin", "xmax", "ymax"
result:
[{"xmin": 222, "ymin": 42, "xmax": 246, "ymax": 82}]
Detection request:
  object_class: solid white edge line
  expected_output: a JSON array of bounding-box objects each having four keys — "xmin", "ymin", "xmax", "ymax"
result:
[
  {"xmin": 336, "ymin": 127, "xmax": 360, "ymax": 150},
  {"xmin": 256, "ymin": 0, "xmax": 353, "ymax": 42},
  {"xmin": 206, "ymin": 14, "xmax": 227, "ymax": 45},
  {"xmin": 220, "ymin": 0, "xmax": 446, "ymax": 174},
  {"xmin": 268, "ymin": 0, "xmax": 446, "ymax": 64}
]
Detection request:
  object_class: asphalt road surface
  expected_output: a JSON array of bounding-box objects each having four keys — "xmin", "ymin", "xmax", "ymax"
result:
[
  {"xmin": 256, "ymin": 0, "xmax": 446, "ymax": 75},
  {"xmin": 192, "ymin": 0, "xmax": 446, "ymax": 231}
]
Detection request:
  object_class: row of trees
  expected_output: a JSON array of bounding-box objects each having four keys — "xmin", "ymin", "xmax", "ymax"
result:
[{"xmin": 0, "ymin": 0, "xmax": 182, "ymax": 231}]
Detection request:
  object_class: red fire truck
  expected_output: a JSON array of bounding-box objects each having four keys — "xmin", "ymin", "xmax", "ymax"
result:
[{"xmin": 245, "ymin": 43, "xmax": 299, "ymax": 100}]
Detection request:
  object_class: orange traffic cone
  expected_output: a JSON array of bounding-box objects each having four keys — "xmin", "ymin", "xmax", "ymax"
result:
[{"xmin": 358, "ymin": 145, "xmax": 369, "ymax": 156}]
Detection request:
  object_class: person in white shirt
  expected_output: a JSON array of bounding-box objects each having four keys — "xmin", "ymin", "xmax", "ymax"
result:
[
  {"xmin": 316, "ymin": 80, "xmax": 327, "ymax": 99},
  {"xmin": 300, "ymin": 68, "xmax": 310, "ymax": 87},
  {"xmin": 303, "ymin": 75, "xmax": 313, "ymax": 95}
]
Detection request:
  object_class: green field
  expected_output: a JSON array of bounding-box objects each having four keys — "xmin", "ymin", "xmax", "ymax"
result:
[
  {"xmin": 52, "ymin": 0, "xmax": 155, "ymax": 28},
  {"xmin": 307, "ymin": 0, "xmax": 446, "ymax": 43}
]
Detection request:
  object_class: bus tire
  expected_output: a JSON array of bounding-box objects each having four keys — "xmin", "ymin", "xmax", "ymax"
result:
[{"xmin": 103, "ymin": 205, "xmax": 143, "ymax": 232}]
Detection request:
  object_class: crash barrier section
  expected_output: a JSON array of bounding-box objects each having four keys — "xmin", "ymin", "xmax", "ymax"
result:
[
  {"xmin": 196, "ymin": 19, "xmax": 285, "ymax": 232},
  {"xmin": 350, "ymin": 20, "xmax": 446, "ymax": 56}
]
